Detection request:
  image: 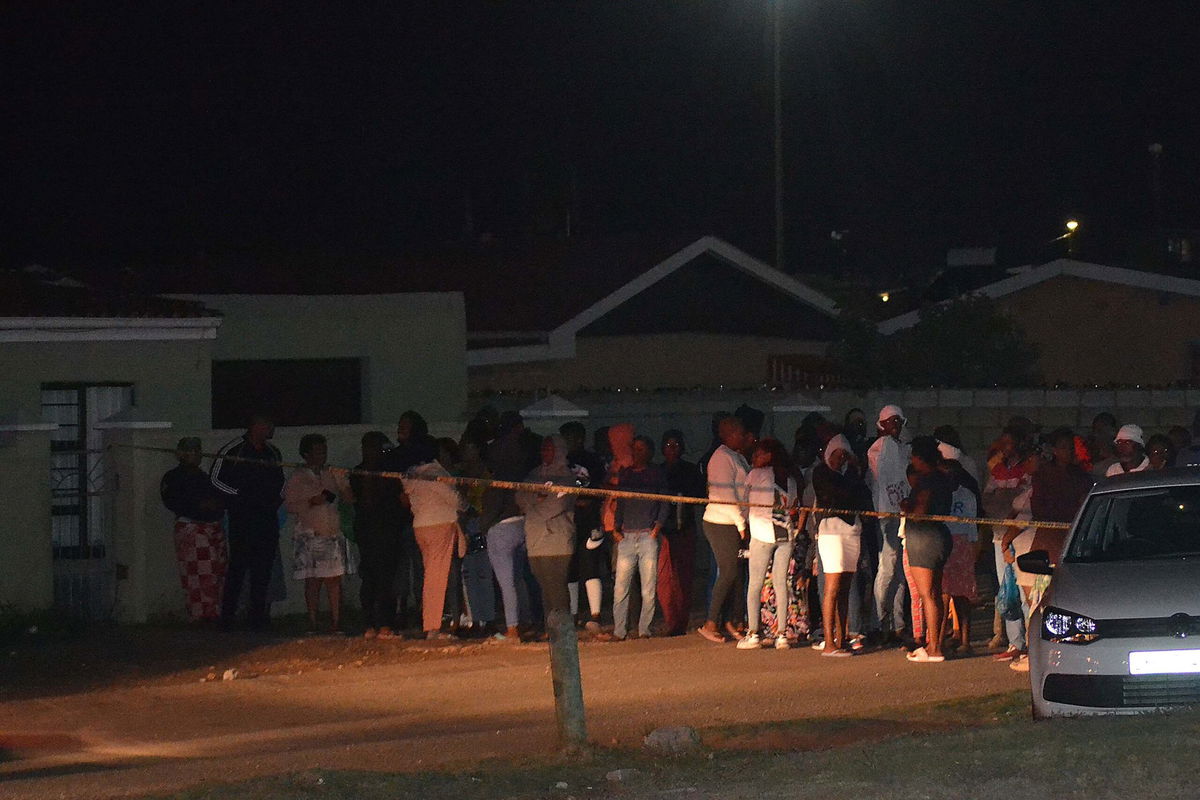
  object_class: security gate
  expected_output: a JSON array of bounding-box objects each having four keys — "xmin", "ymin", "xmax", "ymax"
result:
[{"xmin": 41, "ymin": 384, "xmax": 130, "ymax": 620}]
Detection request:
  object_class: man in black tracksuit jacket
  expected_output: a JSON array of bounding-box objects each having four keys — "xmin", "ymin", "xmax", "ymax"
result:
[{"xmin": 211, "ymin": 416, "xmax": 285, "ymax": 630}]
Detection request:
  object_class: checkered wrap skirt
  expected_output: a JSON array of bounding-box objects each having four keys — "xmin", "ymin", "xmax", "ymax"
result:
[{"xmin": 173, "ymin": 519, "xmax": 228, "ymax": 621}]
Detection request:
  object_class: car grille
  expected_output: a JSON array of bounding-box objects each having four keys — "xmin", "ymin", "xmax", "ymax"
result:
[
  {"xmin": 1044, "ymin": 674, "xmax": 1200, "ymax": 708},
  {"xmin": 1098, "ymin": 615, "xmax": 1200, "ymax": 639}
]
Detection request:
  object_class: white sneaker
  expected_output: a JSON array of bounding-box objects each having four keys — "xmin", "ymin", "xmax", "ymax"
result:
[
  {"xmin": 810, "ymin": 639, "xmax": 825, "ymax": 651},
  {"xmin": 736, "ymin": 633, "xmax": 762, "ymax": 650},
  {"xmin": 775, "ymin": 636, "xmax": 790, "ymax": 650}
]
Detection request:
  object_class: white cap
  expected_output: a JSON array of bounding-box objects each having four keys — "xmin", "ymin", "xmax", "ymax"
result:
[
  {"xmin": 1114, "ymin": 424, "xmax": 1144, "ymax": 446},
  {"xmin": 877, "ymin": 404, "xmax": 905, "ymax": 427}
]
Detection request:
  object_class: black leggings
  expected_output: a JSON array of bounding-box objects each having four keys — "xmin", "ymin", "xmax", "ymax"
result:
[
  {"xmin": 529, "ymin": 554, "xmax": 572, "ymax": 617},
  {"xmin": 704, "ymin": 521, "xmax": 743, "ymax": 624}
]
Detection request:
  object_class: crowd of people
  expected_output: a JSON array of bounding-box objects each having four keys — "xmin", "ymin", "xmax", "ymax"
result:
[{"xmin": 158, "ymin": 403, "xmax": 1200, "ymax": 666}]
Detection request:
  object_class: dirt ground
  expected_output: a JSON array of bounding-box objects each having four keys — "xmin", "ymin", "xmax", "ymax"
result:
[{"xmin": 0, "ymin": 621, "xmax": 1029, "ymax": 800}]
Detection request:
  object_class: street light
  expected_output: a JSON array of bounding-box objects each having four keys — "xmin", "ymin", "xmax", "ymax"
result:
[{"xmin": 1065, "ymin": 219, "xmax": 1079, "ymax": 256}]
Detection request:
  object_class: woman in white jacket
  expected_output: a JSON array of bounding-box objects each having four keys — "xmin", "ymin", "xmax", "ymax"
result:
[
  {"xmin": 738, "ymin": 438, "xmax": 798, "ymax": 650},
  {"xmin": 403, "ymin": 457, "xmax": 467, "ymax": 640}
]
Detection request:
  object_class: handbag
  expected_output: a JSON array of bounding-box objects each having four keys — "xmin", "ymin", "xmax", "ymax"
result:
[{"xmin": 996, "ymin": 552, "xmax": 1024, "ymax": 622}]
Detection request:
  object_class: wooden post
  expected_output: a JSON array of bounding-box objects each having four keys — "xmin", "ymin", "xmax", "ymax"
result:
[{"xmin": 546, "ymin": 607, "xmax": 588, "ymax": 755}]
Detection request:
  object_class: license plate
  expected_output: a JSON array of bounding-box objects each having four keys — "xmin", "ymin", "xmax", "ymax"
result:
[{"xmin": 1129, "ymin": 649, "xmax": 1200, "ymax": 675}]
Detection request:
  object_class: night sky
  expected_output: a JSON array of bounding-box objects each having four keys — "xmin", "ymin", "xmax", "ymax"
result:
[{"xmin": 5, "ymin": 2, "xmax": 1198, "ymax": 280}]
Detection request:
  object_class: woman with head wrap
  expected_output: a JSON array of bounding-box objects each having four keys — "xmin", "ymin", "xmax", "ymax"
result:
[
  {"xmin": 811, "ymin": 434, "xmax": 868, "ymax": 656},
  {"xmin": 517, "ymin": 434, "xmax": 578, "ymax": 619}
]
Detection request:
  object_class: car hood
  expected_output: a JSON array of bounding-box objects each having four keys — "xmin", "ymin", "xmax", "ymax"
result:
[{"xmin": 1051, "ymin": 559, "xmax": 1200, "ymax": 619}]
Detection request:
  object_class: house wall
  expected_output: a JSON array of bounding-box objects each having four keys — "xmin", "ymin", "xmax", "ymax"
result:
[
  {"xmin": 0, "ymin": 430, "xmax": 54, "ymax": 611},
  {"xmin": 0, "ymin": 339, "xmax": 213, "ymax": 428},
  {"xmin": 469, "ymin": 333, "xmax": 827, "ymax": 393},
  {"xmin": 996, "ymin": 276, "xmax": 1200, "ymax": 385},
  {"xmin": 193, "ymin": 293, "xmax": 467, "ymax": 426}
]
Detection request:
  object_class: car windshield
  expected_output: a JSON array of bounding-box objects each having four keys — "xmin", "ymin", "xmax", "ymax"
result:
[{"xmin": 1067, "ymin": 485, "xmax": 1200, "ymax": 563}]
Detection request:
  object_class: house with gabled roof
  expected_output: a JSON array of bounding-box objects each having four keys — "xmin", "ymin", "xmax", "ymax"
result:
[
  {"xmin": 879, "ymin": 258, "xmax": 1200, "ymax": 386},
  {"xmin": 462, "ymin": 235, "xmax": 842, "ymax": 392}
]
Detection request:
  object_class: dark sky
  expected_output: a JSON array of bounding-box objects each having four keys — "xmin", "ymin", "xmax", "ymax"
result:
[{"xmin": 5, "ymin": 2, "xmax": 1198, "ymax": 279}]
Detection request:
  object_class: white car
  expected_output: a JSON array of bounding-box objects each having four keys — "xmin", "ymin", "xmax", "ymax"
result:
[{"xmin": 1022, "ymin": 469, "xmax": 1200, "ymax": 718}]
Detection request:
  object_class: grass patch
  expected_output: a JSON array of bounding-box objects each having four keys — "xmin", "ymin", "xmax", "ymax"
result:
[{"xmin": 150, "ymin": 696, "xmax": 1200, "ymax": 800}]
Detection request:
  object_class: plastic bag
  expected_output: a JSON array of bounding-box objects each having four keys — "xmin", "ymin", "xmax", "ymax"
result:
[{"xmin": 996, "ymin": 554, "xmax": 1023, "ymax": 621}]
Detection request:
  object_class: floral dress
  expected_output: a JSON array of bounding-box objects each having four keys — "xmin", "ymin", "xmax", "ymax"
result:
[{"xmin": 759, "ymin": 531, "xmax": 811, "ymax": 639}]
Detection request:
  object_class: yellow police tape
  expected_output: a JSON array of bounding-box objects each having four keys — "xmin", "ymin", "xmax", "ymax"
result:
[{"xmin": 114, "ymin": 443, "xmax": 1071, "ymax": 531}]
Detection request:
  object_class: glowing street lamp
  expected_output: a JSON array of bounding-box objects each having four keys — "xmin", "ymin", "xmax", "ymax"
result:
[{"xmin": 1066, "ymin": 219, "xmax": 1080, "ymax": 256}]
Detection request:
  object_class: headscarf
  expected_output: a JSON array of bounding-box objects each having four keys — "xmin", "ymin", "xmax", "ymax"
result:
[
  {"xmin": 602, "ymin": 423, "xmax": 636, "ymax": 531},
  {"xmin": 537, "ymin": 433, "xmax": 570, "ymax": 478},
  {"xmin": 607, "ymin": 423, "xmax": 635, "ymax": 471},
  {"xmin": 823, "ymin": 433, "xmax": 852, "ymax": 472},
  {"xmin": 876, "ymin": 404, "xmax": 905, "ymax": 431}
]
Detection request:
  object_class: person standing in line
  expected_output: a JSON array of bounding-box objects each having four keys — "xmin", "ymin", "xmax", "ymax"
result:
[
  {"xmin": 402, "ymin": 452, "xmax": 467, "ymax": 641},
  {"xmin": 482, "ymin": 413, "xmax": 533, "ymax": 641},
  {"xmin": 1146, "ymin": 433, "xmax": 1176, "ymax": 471},
  {"xmin": 811, "ymin": 434, "xmax": 867, "ymax": 657},
  {"xmin": 160, "ymin": 437, "xmax": 227, "ymax": 622},
  {"xmin": 382, "ymin": 410, "xmax": 438, "ymax": 630},
  {"xmin": 901, "ymin": 436, "xmax": 955, "ymax": 663},
  {"xmin": 867, "ymin": 405, "xmax": 911, "ymax": 646},
  {"xmin": 560, "ymin": 421, "xmax": 607, "ymax": 632},
  {"xmin": 843, "ymin": 408, "xmax": 871, "ymax": 463},
  {"xmin": 517, "ymin": 435, "xmax": 577, "ymax": 624},
  {"xmin": 612, "ymin": 435, "xmax": 670, "ymax": 640},
  {"xmin": 212, "ymin": 414, "xmax": 286, "ymax": 631},
  {"xmin": 739, "ymin": 438, "xmax": 799, "ymax": 650},
  {"xmin": 697, "ymin": 417, "xmax": 750, "ymax": 643},
  {"xmin": 1025, "ymin": 428, "xmax": 1093, "ymax": 602},
  {"xmin": 282, "ymin": 434, "xmax": 355, "ymax": 635},
  {"xmin": 1106, "ymin": 424, "xmax": 1150, "ymax": 477},
  {"xmin": 351, "ymin": 431, "xmax": 400, "ymax": 639},
  {"xmin": 457, "ymin": 425, "xmax": 496, "ymax": 637},
  {"xmin": 937, "ymin": 442, "xmax": 983, "ymax": 655},
  {"xmin": 658, "ymin": 430, "xmax": 704, "ymax": 637}
]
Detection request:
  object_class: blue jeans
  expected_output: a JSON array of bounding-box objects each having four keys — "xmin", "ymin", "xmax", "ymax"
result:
[
  {"xmin": 873, "ymin": 517, "xmax": 907, "ymax": 634},
  {"xmin": 613, "ymin": 530, "xmax": 660, "ymax": 638},
  {"xmin": 461, "ymin": 548, "xmax": 495, "ymax": 625},
  {"xmin": 747, "ymin": 538, "xmax": 793, "ymax": 635},
  {"xmin": 486, "ymin": 518, "xmax": 531, "ymax": 629}
]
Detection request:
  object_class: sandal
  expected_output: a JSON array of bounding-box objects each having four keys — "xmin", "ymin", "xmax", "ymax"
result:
[
  {"xmin": 696, "ymin": 626, "xmax": 726, "ymax": 643},
  {"xmin": 821, "ymin": 648, "xmax": 853, "ymax": 658},
  {"xmin": 906, "ymin": 646, "xmax": 945, "ymax": 663}
]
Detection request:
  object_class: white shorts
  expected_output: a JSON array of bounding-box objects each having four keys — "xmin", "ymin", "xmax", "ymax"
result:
[{"xmin": 817, "ymin": 516, "xmax": 862, "ymax": 574}]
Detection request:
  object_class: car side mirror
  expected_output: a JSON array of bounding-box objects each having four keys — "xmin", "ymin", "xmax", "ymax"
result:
[{"xmin": 1017, "ymin": 549, "xmax": 1053, "ymax": 575}]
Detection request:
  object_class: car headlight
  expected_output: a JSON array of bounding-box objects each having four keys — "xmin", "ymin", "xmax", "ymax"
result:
[{"xmin": 1042, "ymin": 607, "xmax": 1100, "ymax": 644}]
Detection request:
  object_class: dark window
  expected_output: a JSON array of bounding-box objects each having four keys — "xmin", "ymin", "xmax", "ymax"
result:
[{"xmin": 212, "ymin": 359, "xmax": 362, "ymax": 428}]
